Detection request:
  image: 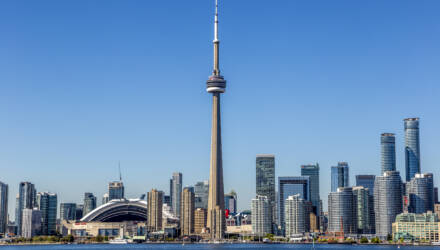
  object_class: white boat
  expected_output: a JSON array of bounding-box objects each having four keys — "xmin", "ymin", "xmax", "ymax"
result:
[
  {"xmin": 432, "ymin": 242, "xmax": 440, "ymax": 246},
  {"xmin": 109, "ymin": 238, "xmax": 128, "ymax": 244}
]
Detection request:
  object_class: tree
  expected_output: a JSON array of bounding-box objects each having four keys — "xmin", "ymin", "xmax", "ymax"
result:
[
  {"xmin": 371, "ymin": 237, "xmax": 381, "ymax": 244},
  {"xmin": 360, "ymin": 237, "xmax": 369, "ymax": 244}
]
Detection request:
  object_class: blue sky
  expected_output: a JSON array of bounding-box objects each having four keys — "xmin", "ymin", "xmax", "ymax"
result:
[{"xmin": 1, "ymin": 0, "xmax": 439, "ymax": 218}]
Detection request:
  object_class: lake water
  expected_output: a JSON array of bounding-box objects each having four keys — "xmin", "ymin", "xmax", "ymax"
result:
[{"xmin": 0, "ymin": 244, "xmax": 434, "ymax": 250}]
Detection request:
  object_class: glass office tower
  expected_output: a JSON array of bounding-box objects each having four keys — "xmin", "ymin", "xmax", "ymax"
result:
[
  {"xmin": 407, "ymin": 173, "xmax": 434, "ymax": 214},
  {"xmin": 404, "ymin": 118, "xmax": 420, "ymax": 181},
  {"xmin": 331, "ymin": 162, "xmax": 349, "ymax": 192},
  {"xmin": 256, "ymin": 155, "xmax": 276, "ymax": 224}
]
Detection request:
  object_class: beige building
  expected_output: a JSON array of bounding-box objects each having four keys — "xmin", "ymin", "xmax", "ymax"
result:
[
  {"xmin": 194, "ymin": 208, "xmax": 207, "ymax": 234},
  {"xmin": 180, "ymin": 187, "xmax": 195, "ymax": 236},
  {"xmin": 61, "ymin": 220, "xmax": 145, "ymax": 238},
  {"xmin": 393, "ymin": 212, "xmax": 440, "ymax": 242},
  {"xmin": 435, "ymin": 204, "xmax": 440, "ymax": 218},
  {"xmin": 147, "ymin": 189, "xmax": 163, "ymax": 232}
]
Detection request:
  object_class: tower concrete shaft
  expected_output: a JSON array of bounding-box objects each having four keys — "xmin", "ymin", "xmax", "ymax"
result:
[{"xmin": 207, "ymin": 92, "xmax": 225, "ymax": 238}]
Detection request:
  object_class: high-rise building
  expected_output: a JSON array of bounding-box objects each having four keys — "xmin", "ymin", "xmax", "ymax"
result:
[
  {"xmin": 163, "ymin": 195, "xmax": 171, "ymax": 207},
  {"xmin": 434, "ymin": 187, "xmax": 439, "ymax": 204},
  {"xmin": 83, "ymin": 192, "xmax": 97, "ymax": 216},
  {"xmin": 404, "ymin": 118, "xmax": 421, "ymax": 182},
  {"xmin": 108, "ymin": 181, "xmax": 124, "ymax": 200},
  {"xmin": 284, "ymin": 194, "xmax": 306, "ymax": 237},
  {"xmin": 355, "ymin": 175, "xmax": 376, "ymax": 234},
  {"xmin": 180, "ymin": 187, "xmax": 195, "ymax": 236},
  {"xmin": 206, "ymin": 0, "xmax": 227, "ymax": 239},
  {"xmin": 328, "ymin": 187, "xmax": 356, "ymax": 234},
  {"xmin": 381, "ymin": 133, "xmax": 396, "ymax": 174},
  {"xmin": 374, "ymin": 171, "xmax": 403, "ymax": 238},
  {"xmin": 355, "ymin": 175, "xmax": 375, "ymax": 196},
  {"xmin": 301, "ymin": 163, "xmax": 320, "ymax": 228},
  {"xmin": 147, "ymin": 189, "xmax": 163, "ymax": 232},
  {"xmin": 36, "ymin": 192, "xmax": 57, "ymax": 235},
  {"xmin": 102, "ymin": 193, "xmax": 109, "ymax": 205},
  {"xmin": 278, "ymin": 176, "xmax": 310, "ymax": 230},
  {"xmin": 194, "ymin": 181, "xmax": 209, "ymax": 209},
  {"xmin": 75, "ymin": 205, "xmax": 84, "ymax": 220},
  {"xmin": 331, "ymin": 162, "xmax": 349, "ymax": 192},
  {"xmin": 256, "ymin": 155, "xmax": 276, "ymax": 224},
  {"xmin": 194, "ymin": 208, "xmax": 207, "ymax": 234},
  {"xmin": 0, "ymin": 181, "xmax": 8, "ymax": 234},
  {"xmin": 407, "ymin": 173, "xmax": 434, "ymax": 214},
  {"xmin": 60, "ymin": 203, "xmax": 76, "ymax": 221},
  {"xmin": 21, "ymin": 208, "xmax": 41, "ymax": 238},
  {"xmin": 251, "ymin": 195, "xmax": 272, "ymax": 236},
  {"xmin": 16, "ymin": 182, "xmax": 36, "ymax": 236},
  {"xmin": 170, "ymin": 172, "xmax": 183, "ymax": 217},
  {"xmin": 224, "ymin": 191, "xmax": 237, "ymax": 214},
  {"xmin": 352, "ymin": 186, "xmax": 373, "ymax": 234}
]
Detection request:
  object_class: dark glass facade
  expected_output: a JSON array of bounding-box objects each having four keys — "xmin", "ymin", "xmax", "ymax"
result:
[
  {"xmin": 381, "ymin": 133, "xmax": 396, "ymax": 174},
  {"xmin": 331, "ymin": 162, "xmax": 349, "ymax": 192},
  {"xmin": 256, "ymin": 155, "xmax": 275, "ymax": 224},
  {"xmin": 404, "ymin": 118, "xmax": 420, "ymax": 182}
]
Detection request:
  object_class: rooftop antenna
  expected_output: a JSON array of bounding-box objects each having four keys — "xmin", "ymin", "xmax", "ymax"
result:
[{"xmin": 118, "ymin": 161, "xmax": 122, "ymax": 182}]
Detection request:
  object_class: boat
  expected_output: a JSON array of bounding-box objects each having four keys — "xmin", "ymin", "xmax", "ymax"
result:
[
  {"xmin": 432, "ymin": 242, "xmax": 440, "ymax": 246},
  {"xmin": 109, "ymin": 238, "xmax": 128, "ymax": 244}
]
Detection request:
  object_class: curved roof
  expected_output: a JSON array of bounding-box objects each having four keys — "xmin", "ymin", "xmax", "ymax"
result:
[{"xmin": 81, "ymin": 199, "xmax": 147, "ymax": 222}]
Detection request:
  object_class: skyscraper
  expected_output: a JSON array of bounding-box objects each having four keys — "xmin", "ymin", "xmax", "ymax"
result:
[
  {"xmin": 328, "ymin": 187, "xmax": 356, "ymax": 234},
  {"xmin": 21, "ymin": 208, "xmax": 41, "ymax": 238},
  {"xmin": 331, "ymin": 162, "xmax": 349, "ymax": 192},
  {"xmin": 251, "ymin": 196, "xmax": 271, "ymax": 236},
  {"xmin": 83, "ymin": 193, "xmax": 96, "ymax": 216},
  {"xmin": 194, "ymin": 181, "xmax": 209, "ymax": 209},
  {"xmin": 147, "ymin": 189, "xmax": 163, "ymax": 232},
  {"xmin": 60, "ymin": 203, "xmax": 76, "ymax": 221},
  {"xmin": 301, "ymin": 164, "xmax": 320, "ymax": 215},
  {"xmin": 0, "ymin": 181, "xmax": 8, "ymax": 234},
  {"xmin": 194, "ymin": 208, "xmax": 207, "ymax": 234},
  {"xmin": 108, "ymin": 181, "xmax": 124, "ymax": 200},
  {"xmin": 180, "ymin": 187, "xmax": 195, "ymax": 236},
  {"xmin": 102, "ymin": 193, "xmax": 109, "ymax": 205},
  {"xmin": 381, "ymin": 133, "xmax": 396, "ymax": 174},
  {"xmin": 352, "ymin": 186, "xmax": 372, "ymax": 234},
  {"xmin": 256, "ymin": 155, "xmax": 276, "ymax": 224},
  {"xmin": 75, "ymin": 205, "xmax": 83, "ymax": 221},
  {"xmin": 355, "ymin": 175, "xmax": 375, "ymax": 196},
  {"xmin": 36, "ymin": 192, "xmax": 57, "ymax": 235},
  {"xmin": 16, "ymin": 182, "xmax": 36, "ymax": 236},
  {"xmin": 206, "ymin": 0, "xmax": 227, "ymax": 239},
  {"xmin": 407, "ymin": 173, "xmax": 434, "ymax": 214},
  {"xmin": 170, "ymin": 172, "xmax": 183, "ymax": 217},
  {"xmin": 285, "ymin": 194, "xmax": 306, "ymax": 237},
  {"xmin": 224, "ymin": 190, "xmax": 237, "ymax": 214},
  {"xmin": 278, "ymin": 176, "xmax": 310, "ymax": 231},
  {"xmin": 374, "ymin": 171, "xmax": 402, "ymax": 238},
  {"xmin": 355, "ymin": 175, "xmax": 376, "ymax": 234},
  {"xmin": 404, "ymin": 118, "xmax": 421, "ymax": 182}
]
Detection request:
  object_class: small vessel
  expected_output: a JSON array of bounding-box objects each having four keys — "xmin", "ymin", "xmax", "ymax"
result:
[
  {"xmin": 432, "ymin": 242, "xmax": 440, "ymax": 246},
  {"xmin": 109, "ymin": 238, "xmax": 128, "ymax": 244},
  {"xmin": 109, "ymin": 226, "xmax": 128, "ymax": 244}
]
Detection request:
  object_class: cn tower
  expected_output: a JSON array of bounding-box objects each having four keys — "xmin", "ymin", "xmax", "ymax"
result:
[{"xmin": 206, "ymin": 0, "xmax": 226, "ymax": 239}]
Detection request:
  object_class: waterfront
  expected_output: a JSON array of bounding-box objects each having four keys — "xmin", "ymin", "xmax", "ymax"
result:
[{"xmin": 0, "ymin": 245, "xmax": 436, "ymax": 250}]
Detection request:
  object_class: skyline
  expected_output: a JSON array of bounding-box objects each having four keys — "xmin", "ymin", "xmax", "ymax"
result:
[{"xmin": 1, "ymin": 0, "xmax": 440, "ymax": 219}]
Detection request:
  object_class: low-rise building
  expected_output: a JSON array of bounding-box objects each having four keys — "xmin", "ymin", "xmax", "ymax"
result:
[
  {"xmin": 61, "ymin": 220, "xmax": 146, "ymax": 238},
  {"xmin": 393, "ymin": 212, "xmax": 439, "ymax": 242}
]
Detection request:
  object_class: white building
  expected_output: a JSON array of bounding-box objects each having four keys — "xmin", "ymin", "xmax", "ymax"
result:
[
  {"xmin": 22, "ymin": 208, "xmax": 42, "ymax": 238},
  {"xmin": 285, "ymin": 194, "xmax": 305, "ymax": 237},
  {"xmin": 251, "ymin": 195, "xmax": 271, "ymax": 236}
]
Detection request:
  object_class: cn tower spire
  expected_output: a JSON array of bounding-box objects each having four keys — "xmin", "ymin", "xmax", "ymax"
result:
[{"xmin": 213, "ymin": 0, "xmax": 220, "ymax": 76}]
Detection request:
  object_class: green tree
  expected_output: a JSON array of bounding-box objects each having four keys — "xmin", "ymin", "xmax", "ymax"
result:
[{"xmin": 360, "ymin": 237, "xmax": 369, "ymax": 244}]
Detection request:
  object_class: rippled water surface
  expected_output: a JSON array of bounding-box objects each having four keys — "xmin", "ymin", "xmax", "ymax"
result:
[{"xmin": 0, "ymin": 244, "xmax": 435, "ymax": 250}]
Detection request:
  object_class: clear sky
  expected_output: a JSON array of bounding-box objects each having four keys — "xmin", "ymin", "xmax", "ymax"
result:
[{"xmin": 1, "ymin": 0, "xmax": 439, "ymax": 219}]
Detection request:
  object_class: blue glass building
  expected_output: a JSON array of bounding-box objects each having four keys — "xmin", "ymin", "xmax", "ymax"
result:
[
  {"xmin": 381, "ymin": 133, "xmax": 396, "ymax": 175},
  {"xmin": 404, "ymin": 118, "xmax": 420, "ymax": 182},
  {"xmin": 331, "ymin": 162, "xmax": 349, "ymax": 192}
]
